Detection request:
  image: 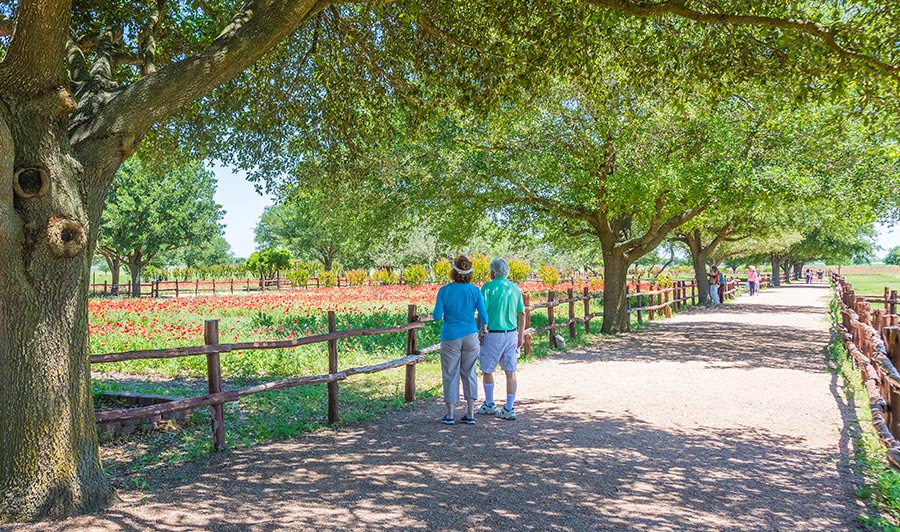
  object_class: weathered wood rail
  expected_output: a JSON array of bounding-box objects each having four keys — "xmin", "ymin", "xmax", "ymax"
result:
[
  {"xmin": 93, "ymin": 276, "xmax": 750, "ymax": 451},
  {"xmin": 93, "ymin": 305, "xmax": 431, "ymax": 452},
  {"xmin": 832, "ymin": 273, "xmax": 900, "ymax": 470}
]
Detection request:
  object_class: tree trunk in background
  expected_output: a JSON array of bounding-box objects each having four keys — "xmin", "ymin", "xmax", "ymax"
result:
[
  {"xmin": 684, "ymin": 236, "xmax": 711, "ymax": 305},
  {"xmin": 102, "ymin": 254, "xmax": 121, "ymax": 295},
  {"xmin": 0, "ymin": 112, "xmax": 113, "ymax": 521},
  {"xmin": 129, "ymin": 258, "xmax": 143, "ymax": 298},
  {"xmin": 601, "ymin": 252, "xmax": 631, "ymax": 333},
  {"xmin": 771, "ymin": 255, "xmax": 782, "ymax": 287},
  {"xmin": 793, "ymin": 261, "xmax": 804, "ymax": 281},
  {"xmin": 781, "ymin": 262, "xmax": 792, "ymax": 284}
]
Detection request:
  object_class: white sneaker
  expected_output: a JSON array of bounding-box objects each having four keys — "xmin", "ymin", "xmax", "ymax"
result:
[
  {"xmin": 477, "ymin": 403, "xmax": 499, "ymax": 415},
  {"xmin": 497, "ymin": 407, "xmax": 517, "ymax": 420}
]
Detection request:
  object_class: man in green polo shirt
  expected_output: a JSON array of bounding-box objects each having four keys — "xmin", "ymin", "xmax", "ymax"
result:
[{"xmin": 477, "ymin": 258, "xmax": 525, "ymax": 420}]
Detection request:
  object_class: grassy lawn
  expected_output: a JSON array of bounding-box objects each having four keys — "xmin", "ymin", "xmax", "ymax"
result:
[
  {"xmin": 841, "ymin": 273, "xmax": 900, "ymax": 298},
  {"xmin": 91, "ymin": 282, "xmax": 722, "ymax": 486}
]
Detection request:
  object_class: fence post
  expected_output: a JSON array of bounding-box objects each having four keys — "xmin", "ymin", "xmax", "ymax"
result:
[
  {"xmin": 583, "ymin": 287, "xmax": 591, "ymax": 334},
  {"xmin": 523, "ymin": 294, "xmax": 532, "ymax": 356},
  {"xmin": 103, "ymin": 281, "xmax": 107, "ymax": 295},
  {"xmin": 175, "ymin": 279, "xmax": 179, "ymax": 298},
  {"xmin": 204, "ymin": 320, "xmax": 226, "ymax": 452},
  {"xmin": 195, "ymin": 279, "xmax": 199, "ymax": 295},
  {"xmin": 212, "ymin": 279, "xmax": 216, "ymax": 295},
  {"xmin": 664, "ymin": 287, "xmax": 672, "ymax": 318},
  {"xmin": 547, "ymin": 290, "xmax": 556, "ymax": 347},
  {"xmin": 892, "ymin": 290, "xmax": 898, "ymax": 316},
  {"xmin": 405, "ymin": 304, "xmax": 417, "ymax": 403},
  {"xmin": 231, "ymin": 278, "xmax": 234, "ymax": 295},
  {"xmin": 648, "ymin": 287, "xmax": 656, "ymax": 321},
  {"xmin": 327, "ymin": 311, "xmax": 339, "ymax": 424},
  {"xmin": 632, "ymin": 284, "xmax": 642, "ymax": 324},
  {"xmin": 568, "ymin": 287, "xmax": 576, "ymax": 340}
]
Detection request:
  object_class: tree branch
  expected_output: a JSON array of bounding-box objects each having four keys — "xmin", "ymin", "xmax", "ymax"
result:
[
  {"xmin": 71, "ymin": 0, "xmax": 335, "ymax": 188},
  {"xmin": 624, "ymin": 202, "xmax": 708, "ymax": 261},
  {"xmin": 0, "ymin": 0, "xmax": 72, "ymax": 93},
  {"xmin": 584, "ymin": 0, "xmax": 900, "ymax": 84}
]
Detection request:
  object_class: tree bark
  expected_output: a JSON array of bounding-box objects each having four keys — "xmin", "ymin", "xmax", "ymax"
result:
[
  {"xmin": 100, "ymin": 252, "xmax": 121, "ymax": 295},
  {"xmin": 128, "ymin": 255, "xmax": 143, "ymax": 298},
  {"xmin": 0, "ymin": 110, "xmax": 113, "ymax": 521},
  {"xmin": 601, "ymin": 251, "xmax": 631, "ymax": 334},
  {"xmin": 770, "ymin": 254, "xmax": 782, "ymax": 287},
  {"xmin": 792, "ymin": 261, "xmax": 804, "ymax": 281}
]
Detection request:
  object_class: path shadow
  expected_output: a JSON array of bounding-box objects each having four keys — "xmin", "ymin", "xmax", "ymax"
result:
[{"xmin": 20, "ymin": 397, "xmax": 859, "ymax": 532}]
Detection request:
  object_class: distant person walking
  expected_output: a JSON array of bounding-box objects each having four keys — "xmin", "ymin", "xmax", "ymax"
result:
[
  {"xmin": 817, "ymin": 268, "xmax": 824, "ymax": 283},
  {"xmin": 709, "ymin": 266, "xmax": 721, "ymax": 305},
  {"xmin": 477, "ymin": 258, "xmax": 525, "ymax": 421},
  {"xmin": 433, "ymin": 255, "xmax": 488, "ymax": 425},
  {"xmin": 805, "ymin": 268, "xmax": 813, "ymax": 284},
  {"xmin": 747, "ymin": 266, "xmax": 759, "ymax": 296}
]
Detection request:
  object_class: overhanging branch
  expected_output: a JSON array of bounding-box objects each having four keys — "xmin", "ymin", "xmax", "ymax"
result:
[
  {"xmin": 0, "ymin": 0, "xmax": 72, "ymax": 92},
  {"xmin": 584, "ymin": 0, "xmax": 900, "ymax": 84}
]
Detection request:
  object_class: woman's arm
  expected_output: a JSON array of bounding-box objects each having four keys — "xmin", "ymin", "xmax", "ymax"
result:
[
  {"xmin": 475, "ymin": 288, "xmax": 489, "ymax": 329},
  {"xmin": 433, "ymin": 288, "xmax": 444, "ymax": 321}
]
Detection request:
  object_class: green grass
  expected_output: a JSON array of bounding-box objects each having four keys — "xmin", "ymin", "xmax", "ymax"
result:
[
  {"xmin": 842, "ymin": 274, "xmax": 900, "ymax": 298},
  {"xmin": 94, "ymin": 284, "xmax": 723, "ymax": 484},
  {"xmin": 827, "ymin": 296, "xmax": 900, "ymax": 531}
]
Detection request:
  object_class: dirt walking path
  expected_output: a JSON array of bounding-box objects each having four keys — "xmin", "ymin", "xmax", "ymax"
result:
[{"xmin": 6, "ymin": 284, "xmax": 868, "ymax": 531}]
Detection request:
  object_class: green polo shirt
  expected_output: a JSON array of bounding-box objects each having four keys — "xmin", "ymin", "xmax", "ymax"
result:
[{"xmin": 481, "ymin": 277, "xmax": 525, "ymax": 331}]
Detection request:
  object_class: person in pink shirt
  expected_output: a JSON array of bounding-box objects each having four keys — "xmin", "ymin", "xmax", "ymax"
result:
[{"xmin": 747, "ymin": 266, "xmax": 759, "ymax": 296}]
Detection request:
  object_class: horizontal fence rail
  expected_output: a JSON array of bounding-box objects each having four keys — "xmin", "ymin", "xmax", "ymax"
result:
[
  {"xmin": 833, "ymin": 273, "xmax": 900, "ymax": 470},
  {"xmin": 93, "ymin": 275, "xmax": 755, "ymax": 452}
]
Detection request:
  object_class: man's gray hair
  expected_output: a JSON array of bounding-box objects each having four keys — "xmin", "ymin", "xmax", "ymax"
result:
[{"xmin": 489, "ymin": 258, "xmax": 510, "ymax": 278}]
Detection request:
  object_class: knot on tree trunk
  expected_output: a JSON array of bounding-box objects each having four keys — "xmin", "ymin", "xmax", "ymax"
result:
[
  {"xmin": 13, "ymin": 166, "xmax": 49, "ymax": 198},
  {"xmin": 47, "ymin": 216, "xmax": 86, "ymax": 257}
]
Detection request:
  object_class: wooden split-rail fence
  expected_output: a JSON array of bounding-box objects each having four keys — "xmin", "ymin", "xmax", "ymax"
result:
[
  {"xmin": 92, "ymin": 277, "xmax": 749, "ymax": 452},
  {"xmin": 833, "ymin": 273, "xmax": 900, "ymax": 470}
]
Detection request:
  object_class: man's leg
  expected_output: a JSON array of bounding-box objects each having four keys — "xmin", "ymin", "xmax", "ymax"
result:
[
  {"xmin": 482, "ymin": 371, "xmax": 495, "ymax": 405},
  {"xmin": 504, "ymin": 370, "xmax": 517, "ymax": 410},
  {"xmin": 477, "ymin": 333, "xmax": 500, "ymax": 414}
]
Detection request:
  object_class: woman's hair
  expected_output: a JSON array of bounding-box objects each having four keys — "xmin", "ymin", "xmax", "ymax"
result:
[{"xmin": 450, "ymin": 255, "xmax": 473, "ymax": 284}]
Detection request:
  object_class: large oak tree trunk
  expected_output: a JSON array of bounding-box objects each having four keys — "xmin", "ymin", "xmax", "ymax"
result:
[
  {"xmin": 770, "ymin": 255, "xmax": 782, "ymax": 287},
  {"xmin": 601, "ymin": 251, "xmax": 631, "ymax": 334},
  {"xmin": 686, "ymin": 242, "xmax": 711, "ymax": 305},
  {"xmin": 0, "ymin": 110, "xmax": 113, "ymax": 521}
]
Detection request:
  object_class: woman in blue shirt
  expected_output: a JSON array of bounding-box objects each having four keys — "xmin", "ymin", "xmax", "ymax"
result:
[{"xmin": 433, "ymin": 255, "xmax": 488, "ymax": 425}]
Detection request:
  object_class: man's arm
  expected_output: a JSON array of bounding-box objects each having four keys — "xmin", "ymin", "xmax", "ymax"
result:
[{"xmin": 517, "ymin": 312, "xmax": 525, "ymax": 349}]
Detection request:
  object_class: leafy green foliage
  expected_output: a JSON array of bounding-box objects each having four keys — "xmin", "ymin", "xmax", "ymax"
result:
[
  {"xmin": 538, "ymin": 265, "xmax": 560, "ymax": 286},
  {"xmin": 508, "ymin": 259, "xmax": 530, "ymax": 283},
  {"xmin": 433, "ymin": 259, "xmax": 451, "ymax": 283},
  {"xmin": 97, "ymin": 158, "xmax": 226, "ymax": 293},
  {"xmin": 346, "ymin": 269, "xmax": 368, "ymax": 286},
  {"xmin": 885, "ymin": 247, "xmax": 900, "ymax": 266},
  {"xmin": 246, "ymin": 248, "xmax": 292, "ymax": 279},
  {"xmin": 402, "ymin": 265, "xmax": 429, "ymax": 287}
]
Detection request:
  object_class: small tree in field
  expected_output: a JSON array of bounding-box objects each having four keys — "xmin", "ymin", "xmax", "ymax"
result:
[
  {"xmin": 886, "ymin": 247, "xmax": 900, "ymax": 266},
  {"xmin": 247, "ymin": 248, "xmax": 293, "ymax": 280},
  {"xmin": 97, "ymin": 159, "xmax": 225, "ymax": 297}
]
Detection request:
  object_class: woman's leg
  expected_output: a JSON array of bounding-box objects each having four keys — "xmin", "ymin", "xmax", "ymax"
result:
[
  {"xmin": 460, "ymin": 333, "xmax": 480, "ymax": 418},
  {"xmin": 440, "ymin": 338, "xmax": 462, "ymax": 418}
]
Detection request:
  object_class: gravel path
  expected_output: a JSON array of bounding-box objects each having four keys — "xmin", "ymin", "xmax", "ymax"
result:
[{"xmin": 5, "ymin": 284, "xmax": 868, "ymax": 531}]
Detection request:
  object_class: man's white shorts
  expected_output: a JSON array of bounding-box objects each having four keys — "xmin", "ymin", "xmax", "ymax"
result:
[{"xmin": 479, "ymin": 331, "xmax": 519, "ymax": 373}]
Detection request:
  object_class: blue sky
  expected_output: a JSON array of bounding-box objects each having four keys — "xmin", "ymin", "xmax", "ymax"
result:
[
  {"xmin": 211, "ymin": 163, "xmax": 275, "ymax": 259},
  {"xmin": 211, "ymin": 162, "xmax": 900, "ymax": 260}
]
